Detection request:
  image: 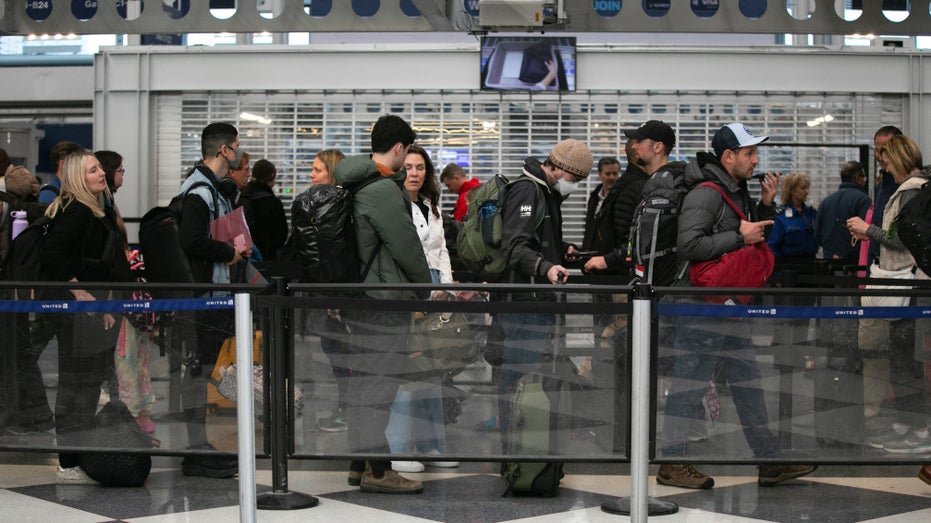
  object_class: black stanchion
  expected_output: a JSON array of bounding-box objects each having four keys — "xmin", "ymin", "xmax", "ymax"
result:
[{"xmin": 257, "ymin": 276, "xmax": 318, "ymax": 510}]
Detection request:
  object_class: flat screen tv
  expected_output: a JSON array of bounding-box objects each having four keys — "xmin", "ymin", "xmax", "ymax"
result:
[{"xmin": 481, "ymin": 36, "xmax": 576, "ymax": 92}]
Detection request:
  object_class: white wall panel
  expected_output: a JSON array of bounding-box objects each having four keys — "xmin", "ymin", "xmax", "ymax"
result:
[{"xmin": 84, "ymin": 45, "xmax": 929, "ymax": 243}]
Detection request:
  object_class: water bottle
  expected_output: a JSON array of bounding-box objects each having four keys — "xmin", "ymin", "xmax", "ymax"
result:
[{"xmin": 11, "ymin": 211, "xmax": 28, "ymax": 240}]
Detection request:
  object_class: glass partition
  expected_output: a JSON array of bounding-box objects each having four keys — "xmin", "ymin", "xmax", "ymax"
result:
[
  {"xmin": 654, "ymin": 272, "xmax": 931, "ymax": 464},
  {"xmin": 283, "ymin": 284, "xmax": 632, "ymax": 462},
  {"xmin": 4, "ymin": 276, "xmax": 928, "ymax": 468}
]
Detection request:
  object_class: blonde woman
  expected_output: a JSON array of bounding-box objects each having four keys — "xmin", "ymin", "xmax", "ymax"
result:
[
  {"xmin": 767, "ymin": 173, "xmax": 818, "ymax": 259},
  {"xmin": 41, "ymin": 150, "xmax": 131, "ymax": 484},
  {"xmin": 288, "ymin": 150, "xmax": 354, "ymax": 433},
  {"xmin": 848, "ymin": 134, "xmax": 931, "ymax": 483}
]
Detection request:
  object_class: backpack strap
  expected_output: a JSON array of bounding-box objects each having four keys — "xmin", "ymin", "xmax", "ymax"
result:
[
  {"xmin": 39, "ymin": 183, "xmax": 59, "ymax": 198},
  {"xmin": 184, "ymin": 180, "xmax": 220, "ymax": 221},
  {"xmin": 696, "ymin": 181, "xmax": 747, "ymax": 221},
  {"xmin": 348, "ymin": 173, "xmax": 388, "ymax": 281}
]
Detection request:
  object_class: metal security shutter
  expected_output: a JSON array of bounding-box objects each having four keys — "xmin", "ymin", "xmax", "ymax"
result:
[{"xmin": 156, "ymin": 90, "xmax": 901, "ymax": 245}]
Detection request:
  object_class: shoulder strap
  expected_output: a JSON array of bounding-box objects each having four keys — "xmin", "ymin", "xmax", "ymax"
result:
[
  {"xmin": 347, "ymin": 173, "xmax": 385, "ymax": 281},
  {"xmin": 184, "ymin": 180, "xmax": 220, "ymax": 220},
  {"xmin": 504, "ymin": 176, "xmax": 546, "ymax": 226},
  {"xmin": 39, "ymin": 183, "xmax": 59, "ymax": 197},
  {"xmin": 348, "ymin": 172, "xmax": 386, "ymax": 195},
  {"xmin": 697, "ymin": 181, "xmax": 747, "ymax": 221}
]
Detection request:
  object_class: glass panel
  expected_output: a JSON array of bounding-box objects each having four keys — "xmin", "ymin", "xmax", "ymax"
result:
[
  {"xmin": 286, "ymin": 286, "xmax": 631, "ymax": 460},
  {"xmin": 655, "ymin": 281, "xmax": 930, "ymax": 463},
  {"xmin": 0, "ymin": 283, "xmax": 242, "ymax": 457}
]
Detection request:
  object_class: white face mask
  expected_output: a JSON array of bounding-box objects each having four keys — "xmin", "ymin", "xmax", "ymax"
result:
[{"xmin": 555, "ymin": 177, "xmax": 580, "ymax": 197}]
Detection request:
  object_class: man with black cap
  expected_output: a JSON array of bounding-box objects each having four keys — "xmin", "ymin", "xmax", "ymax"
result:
[
  {"xmin": 657, "ymin": 122, "xmax": 817, "ymax": 490},
  {"xmin": 496, "ymin": 139, "xmax": 592, "ymax": 452},
  {"xmin": 584, "ymin": 120, "xmax": 678, "ymax": 279}
]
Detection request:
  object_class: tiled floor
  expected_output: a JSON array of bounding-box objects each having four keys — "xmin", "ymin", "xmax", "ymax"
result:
[{"xmin": 1, "ymin": 454, "xmax": 930, "ymax": 522}]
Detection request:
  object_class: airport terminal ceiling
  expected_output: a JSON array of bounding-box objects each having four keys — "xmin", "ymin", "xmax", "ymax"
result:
[{"xmin": 1, "ymin": 1, "xmax": 930, "ymax": 37}]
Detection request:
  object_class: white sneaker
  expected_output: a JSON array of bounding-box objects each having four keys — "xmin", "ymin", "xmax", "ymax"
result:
[
  {"xmin": 426, "ymin": 460, "xmax": 460, "ymax": 468},
  {"xmin": 424, "ymin": 450, "xmax": 459, "ymax": 468},
  {"xmin": 57, "ymin": 466, "xmax": 98, "ymax": 485},
  {"xmin": 391, "ymin": 461, "xmax": 425, "ymax": 473}
]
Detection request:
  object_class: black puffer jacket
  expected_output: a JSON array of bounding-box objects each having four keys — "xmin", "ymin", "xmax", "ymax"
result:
[
  {"xmin": 287, "ymin": 184, "xmax": 357, "ymax": 283},
  {"xmin": 678, "ymin": 152, "xmax": 777, "ymax": 264},
  {"xmin": 602, "ymin": 162, "xmax": 650, "ymax": 270}
]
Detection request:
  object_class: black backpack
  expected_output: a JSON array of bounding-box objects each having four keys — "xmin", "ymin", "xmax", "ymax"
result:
[
  {"xmin": 5, "ymin": 215, "xmax": 55, "ymax": 284},
  {"xmin": 281, "ymin": 174, "xmax": 384, "ymax": 284},
  {"xmin": 78, "ymin": 397, "xmax": 160, "ymax": 487},
  {"xmin": 0, "ymin": 190, "xmax": 16, "ymax": 278},
  {"xmin": 895, "ymin": 177, "xmax": 931, "ymax": 276},
  {"xmin": 138, "ymin": 181, "xmax": 217, "ymax": 291},
  {"xmin": 627, "ymin": 161, "xmax": 689, "ymax": 286}
]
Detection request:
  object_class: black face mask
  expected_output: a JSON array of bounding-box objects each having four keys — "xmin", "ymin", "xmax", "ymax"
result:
[{"xmin": 219, "ymin": 177, "xmax": 239, "ymax": 201}]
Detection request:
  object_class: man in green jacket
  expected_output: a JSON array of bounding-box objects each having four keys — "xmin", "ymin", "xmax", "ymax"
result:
[{"xmin": 334, "ymin": 115, "xmax": 432, "ymax": 494}]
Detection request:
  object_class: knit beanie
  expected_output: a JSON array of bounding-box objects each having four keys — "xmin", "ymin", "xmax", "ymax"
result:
[
  {"xmin": 548, "ymin": 139, "xmax": 593, "ymax": 179},
  {"xmin": 4, "ymin": 164, "xmax": 41, "ymax": 198}
]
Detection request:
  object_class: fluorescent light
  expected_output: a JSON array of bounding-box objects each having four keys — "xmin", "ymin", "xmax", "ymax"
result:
[
  {"xmin": 239, "ymin": 112, "xmax": 272, "ymax": 125},
  {"xmin": 806, "ymin": 114, "xmax": 834, "ymax": 127}
]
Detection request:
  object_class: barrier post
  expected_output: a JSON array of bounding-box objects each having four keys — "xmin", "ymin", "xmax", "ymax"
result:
[
  {"xmin": 602, "ymin": 282, "xmax": 677, "ymax": 520},
  {"xmin": 234, "ymin": 292, "xmax": 257, "ymax": 523},
  {"xmin": 256, "ymin": 277, "xmax": 318, "ymax": 510}
]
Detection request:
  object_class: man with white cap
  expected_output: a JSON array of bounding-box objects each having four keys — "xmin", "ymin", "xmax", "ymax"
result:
[
  {"xmin": 657, "ymin": 123, "xmax": 817, "ymax": 489},
  {"xmin": 495, "ymin": 139, "xmax": 592, "ymax": 452}
]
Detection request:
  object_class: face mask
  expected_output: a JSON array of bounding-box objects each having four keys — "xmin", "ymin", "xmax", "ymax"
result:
[
  {"xmin": 554, "ymin": 177, "xmax": 579, "ymax": 197},
  {"xmin": 223, "ymin": 145, "xmax": 243, "ymax": 170}
]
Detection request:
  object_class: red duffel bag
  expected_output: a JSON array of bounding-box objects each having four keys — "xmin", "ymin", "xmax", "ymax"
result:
[{"xmin": 688, "ymin": 182, "xmax": 774, "ymax": 304}]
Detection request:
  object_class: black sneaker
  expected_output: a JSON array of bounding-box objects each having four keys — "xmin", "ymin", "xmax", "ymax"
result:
[
  {"xmin": 317, "ymin": 407, "xmax": 347, "ymax": 432},
  {"xmin": 181, "ymin": 445, "xmax": 238, "ymax": 478}
]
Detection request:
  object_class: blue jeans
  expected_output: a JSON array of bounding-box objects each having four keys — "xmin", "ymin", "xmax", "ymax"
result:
[
  {"xmin": 661, "ymin": 314, "xmax": 779, "ymax": 458},
  {"xmin": 497, "ymin": 312, "xmax": 554, "ymax": 452},
  {"xmin": 385, "ymin": 382, "xmax": 447, "ymax": 454}
]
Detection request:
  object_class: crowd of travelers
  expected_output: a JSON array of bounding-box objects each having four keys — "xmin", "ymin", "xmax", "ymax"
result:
[{"xmin": 0, "ymin": 117, "xmax": 929, "ymax": 492}]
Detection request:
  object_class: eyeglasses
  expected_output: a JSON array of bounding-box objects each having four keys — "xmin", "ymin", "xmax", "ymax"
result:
[{"xmin": 116, "ymin": 167, "xmax": 126, "ymax": 174}]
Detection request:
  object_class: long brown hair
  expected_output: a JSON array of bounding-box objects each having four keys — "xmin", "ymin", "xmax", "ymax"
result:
[{"xmin": 406, "ymin": 145, "xmax": 439, "ymax": 219}]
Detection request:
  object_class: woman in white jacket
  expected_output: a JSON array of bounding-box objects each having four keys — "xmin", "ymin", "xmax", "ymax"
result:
[{"xmin": 385, "ymin": 145, "xmax": 458, "ymax": 472}]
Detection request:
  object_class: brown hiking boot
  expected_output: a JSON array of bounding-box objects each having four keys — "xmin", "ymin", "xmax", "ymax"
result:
[
  {"xmin": 348, "ymin": 470, "xmax": 362, "ymax": 486},
  {"xmin": 757, "ymin": 464, "xmax": 817, "ymax": 486},
  {"xmin": 656, "ymin": 464, "xmax": 714, "ymax": 489},
  {"xmin": 360, "ymin": 469, "xmax": 424, "ymax": 494},
  {"xmin": 918, "ymin": 465, "xmax": 931, "ymax": 486}
]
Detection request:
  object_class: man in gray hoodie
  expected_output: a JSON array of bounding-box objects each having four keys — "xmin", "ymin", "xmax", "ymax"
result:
[{"xmin": 657, "ymin": 123, "xmax": 817, "ymax": 490}]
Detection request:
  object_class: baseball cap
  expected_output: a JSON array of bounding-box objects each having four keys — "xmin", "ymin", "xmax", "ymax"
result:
[
  {"xmin": 548, "ymin": 139, "xmax": 593, "ymax": 179},
  {"xmin": 624, "ymin": 120, "xmax": 676, "ymax": 149},
  {"xmin": 712, "ymin": 123, "xmax": 769, "ymax": 157}
]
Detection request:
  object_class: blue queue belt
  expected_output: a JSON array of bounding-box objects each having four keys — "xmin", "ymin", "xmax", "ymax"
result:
[
  {"xmin": 0, "ymin": 297, "xmax": 234, "ymax": 313},
  {"xmin": 658, "ymin": 303, "xmax": 931, "ymax": 319}
]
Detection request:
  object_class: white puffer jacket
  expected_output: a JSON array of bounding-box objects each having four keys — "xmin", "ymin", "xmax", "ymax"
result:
[{"xmin": 410, "ymin": 197, "xmax": 453, "ymax": 284}]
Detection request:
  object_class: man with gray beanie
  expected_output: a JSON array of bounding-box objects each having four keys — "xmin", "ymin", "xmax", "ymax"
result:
[{"xmin": 495, "ymin": 139, "xmax": 592, "ymax": 457}]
